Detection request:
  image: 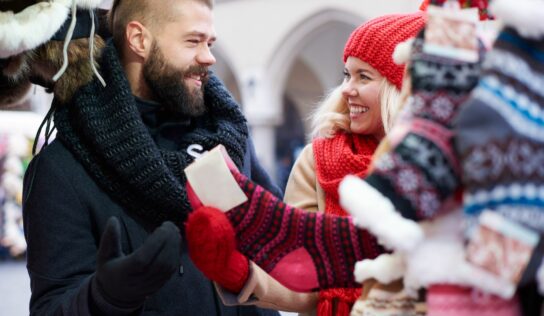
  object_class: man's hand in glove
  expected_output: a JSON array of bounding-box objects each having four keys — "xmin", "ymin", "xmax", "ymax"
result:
[{"xmin": 91, "ymin": 217, "xmax": 182, "ymax": 311}]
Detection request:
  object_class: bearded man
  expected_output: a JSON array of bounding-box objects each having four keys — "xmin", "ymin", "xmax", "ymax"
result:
[{"xmin": 22, "ymin": 0, "xmax": 281, "ymax": 315}]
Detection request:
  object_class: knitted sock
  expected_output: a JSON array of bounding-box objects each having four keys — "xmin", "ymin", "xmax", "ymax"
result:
[
  {"xmin": 363, "ymin": 33, "xmax": 482, "ymax": 221},
  {"xmin": 186, "ymin": 206, "xmax": 249, "ymax": 293},
  {"xmin": 214, "ymin": 171, "xmax": 383, "ymax": 292}
]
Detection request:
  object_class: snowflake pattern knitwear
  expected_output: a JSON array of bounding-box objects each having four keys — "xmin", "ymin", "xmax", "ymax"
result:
[
  {"xmin": 455, "ymin": 27, "xmax": 544, "ymax": 232},
  {"xmin": 54, "ymin": 40, "xmax": 248, "ymax": 228},
  {"xmin": 226, "ymin": 171, "xmax": 384, "ymax": 292},
  {"xmin": 365, "ymin": 33, "xmax": 481, "ymax": 221}
]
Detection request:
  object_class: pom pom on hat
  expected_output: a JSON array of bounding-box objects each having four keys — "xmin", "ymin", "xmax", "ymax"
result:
[
  {"xmin": 393, "ymin": 38, "xmax": 415, "ymax": 66},
  {"xmin": 343, "ymin": 12, "xmax": 426, "ymax": 90}
]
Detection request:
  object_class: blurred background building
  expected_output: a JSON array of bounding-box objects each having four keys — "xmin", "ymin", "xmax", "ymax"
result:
[
  {"xmin": 210, "ymin": 0, "xmax": 422, "ymax": 189},
  {"xmin": 0, "ymin": 0, "xmax": 421, "ymax": 314}
]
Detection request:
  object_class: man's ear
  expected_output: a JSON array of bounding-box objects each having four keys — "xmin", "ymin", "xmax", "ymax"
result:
[{"xmin": 125, "ymin": 21, "xmax": 152, "ymax": 59}]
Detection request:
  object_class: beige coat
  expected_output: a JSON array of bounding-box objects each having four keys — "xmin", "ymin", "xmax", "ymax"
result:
[{"xmin": 217, "ymin": 144, "xmax": 323, "ymax": 315}]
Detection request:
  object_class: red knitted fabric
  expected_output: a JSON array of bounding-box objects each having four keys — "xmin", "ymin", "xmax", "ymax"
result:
[
  {"xmin": 314, "ymin": 133, "xmax": 379, "ymax": 217},
  {"xmin": 313, "ymin": 133, "xmax": 380, "ymax": 316},
  {"xmin": 343, "ymin": 12, "xmax": 426, "ymax": 90},
  {"xmin": 226, "ymin": 171, "xmax": 384, "ymax": 291}
]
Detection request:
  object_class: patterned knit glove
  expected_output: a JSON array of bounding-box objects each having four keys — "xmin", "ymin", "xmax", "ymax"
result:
[
  {"xmin": 186, "ymin": 206, "xmax": 249, "ymax": 293},
  {"xmin": 220, "ymin": 171, "xmax": 383, "ymax": 292}
]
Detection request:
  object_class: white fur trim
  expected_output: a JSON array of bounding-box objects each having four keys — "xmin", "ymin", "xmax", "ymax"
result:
[
  {"xmin": 490, "ymin": 0, "xmax": 544, "ymax": 39},
  {"xmin": 402, "ymin": 237, "xmax": 515, "ymax": 299},
  {"xmin": 339, "ymin": 176, "xmax": 424, "ymax": 252},
  {"xmin": 393, "ymin": 38, "xmax": 415, "ymax": 65},
  {"xmin": 54, "ymin": 0, "xmax": 103, "ymax": 9},
  {"xmin": 0, "ymin": 2, "xmax": 69, "ymax": 58},
  {"xmin": 354, "ymin": 253, "xmax": 405, "ymax": 284},
  {"xmin": 74, "ymin": 0, "xmax": 104, "ymax": 9},
  {"xmin": 393, "ymin": 211, "xmax": 516, "ymax": 299}
]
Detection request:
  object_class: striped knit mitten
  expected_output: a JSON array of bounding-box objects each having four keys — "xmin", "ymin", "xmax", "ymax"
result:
[{"xmin": 363, "ymin": 33, "xmax": 482, "ymax": 221}]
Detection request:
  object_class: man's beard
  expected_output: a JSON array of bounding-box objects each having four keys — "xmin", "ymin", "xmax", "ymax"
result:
[{"xmin": 143, "ymin": 42, "xmax": 208, "ymax": 117}]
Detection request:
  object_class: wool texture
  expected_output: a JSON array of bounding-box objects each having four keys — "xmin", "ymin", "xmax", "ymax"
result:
[
  {"xmin": 365, "ymin": 34, "xmax": 481, "ymax": 221},
  {"xmin": 225, "ymin": 171, "xmax": 384, "ymax": 291},
  {"xmin": 54, "ymin": 40, "xmax": 248, "ymax": 228},
  {"xmin": 455, "ymin": 27, "xmax": 544, "ymax": 233},
  {"xmin": 313, "ymin": 133, "xmax": 379, "ymax": 316},
  {"xmin": 343, "ymin": 12, "xmax": 426, "ymax": 90},
  {"xmin": 452, "ymin": 27, "xmax": 544, "ymax": 314}
]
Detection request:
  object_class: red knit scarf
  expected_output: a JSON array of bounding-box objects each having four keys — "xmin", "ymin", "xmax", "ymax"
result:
[{"xmin": 313, "ymin": 132, "xmax": 379, "ymax": 316}]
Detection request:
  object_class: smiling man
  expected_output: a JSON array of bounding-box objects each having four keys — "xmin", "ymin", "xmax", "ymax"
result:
[
  {"xmin": 22, "ymin": 0, "xmax": 281, "ymax": 315},
  {"xmin": 114, "ymin": 0, "xmax": 216, "ymax": 117}
]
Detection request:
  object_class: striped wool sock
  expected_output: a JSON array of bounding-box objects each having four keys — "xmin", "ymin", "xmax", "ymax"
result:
[{"xmin": 225, "ymin": 171, "xmax": 384, "ymax": 292}]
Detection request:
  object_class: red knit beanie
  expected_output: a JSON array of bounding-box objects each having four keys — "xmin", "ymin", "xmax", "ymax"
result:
[{"xmin": 343, "ymin": 12, "xmax": 426, "ymax": 90}]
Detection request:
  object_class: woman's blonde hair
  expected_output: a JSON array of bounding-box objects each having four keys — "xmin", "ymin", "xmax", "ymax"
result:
[{"xmin": 310, "ymin": 79, "xmax": 402, "ymax": 139}]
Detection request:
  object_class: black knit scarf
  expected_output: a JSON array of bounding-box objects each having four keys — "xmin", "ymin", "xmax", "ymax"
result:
[{"xmin": 53, "ymin": 41, "xmax": 248, "ymax": 228}]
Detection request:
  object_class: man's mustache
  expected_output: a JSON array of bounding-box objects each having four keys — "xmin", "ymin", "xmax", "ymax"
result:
[{"xmin": 185, "ymin": 65, "xmax": 209, "ymax": 80}]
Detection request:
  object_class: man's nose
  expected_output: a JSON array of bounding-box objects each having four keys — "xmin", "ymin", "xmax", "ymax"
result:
[{"xmin": 196, "ymin": 46, "xmax": 216, "ymax": 66}]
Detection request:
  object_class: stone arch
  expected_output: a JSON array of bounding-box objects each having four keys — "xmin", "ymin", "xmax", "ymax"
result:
[{"xmin": 210, "ymin": 44, "xmax": 243, "ymax": 105}]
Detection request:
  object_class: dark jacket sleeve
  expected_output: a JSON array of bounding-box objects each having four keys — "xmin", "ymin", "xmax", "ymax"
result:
[
  {"xmin": 22, "ymin": 152, "xmax": 136, "ymax": 316},
  {"xmin": 246, "ymin": 137, "xmax": 283, "ymax": 199}
]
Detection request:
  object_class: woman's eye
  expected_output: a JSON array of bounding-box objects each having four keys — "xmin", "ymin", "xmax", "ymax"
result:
[
  {"xmin": 360, "ymin": 74, "xmax": 371, "ymax": 81},
  {"xmin": 343, "ymin": 71, "xmax": 350, "ymax": 81}
]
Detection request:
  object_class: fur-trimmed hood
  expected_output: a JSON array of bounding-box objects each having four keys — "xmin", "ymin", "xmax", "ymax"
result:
[{"xmin": 0, "ymin": 0, "xmax": 103, "ymax": 58}]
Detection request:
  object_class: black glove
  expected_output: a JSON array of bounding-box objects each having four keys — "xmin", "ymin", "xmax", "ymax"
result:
[{"xmin": 91, "ymin": 217, "xmax": 181, "ymax": 310}]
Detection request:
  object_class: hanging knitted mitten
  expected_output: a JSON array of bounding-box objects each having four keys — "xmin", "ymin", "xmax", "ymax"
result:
[
  {"xmin": 454, "ymin": 1, "xmax": 544, "ymax": 314},
  {"xmin": 186, "ymin": 171, "xmax": 383, "ymax": 292},
  {"xmin": 360, "ymin": 31, "xmax": 481, "ymax": 222}
]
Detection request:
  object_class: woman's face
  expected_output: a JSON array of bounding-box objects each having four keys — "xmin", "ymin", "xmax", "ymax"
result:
[{"xmin": 342, "ymin": 56, "xmax": 384, "ymax": 139}]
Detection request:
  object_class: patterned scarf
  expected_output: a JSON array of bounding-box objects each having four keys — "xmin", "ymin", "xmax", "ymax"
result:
[
  {"xmin": 54, "ymin": 41, "xmax": 248, "ymax": 228},
  {"xmin": 313, "ymin": 132, "xmax": 379, "ymax": 316}
]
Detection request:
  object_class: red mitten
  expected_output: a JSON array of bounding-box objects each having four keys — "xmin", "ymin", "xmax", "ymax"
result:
[{"xmin": 186, "ymin": 206, "xmax": 249, "ymax": 293}]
